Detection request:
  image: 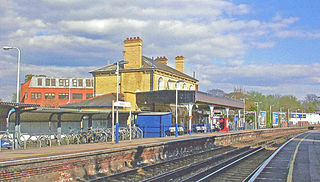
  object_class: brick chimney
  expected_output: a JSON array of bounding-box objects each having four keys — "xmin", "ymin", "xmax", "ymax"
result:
[
  {"xmin": 124, "ymin": 37, "xmax": 143, "ymax": 69},
  {"xmin": 156, "ymin": 56, "xmax": 168, "ymax": 65},
  {"xmin": 175, "ymin": 56, "xmax": 185, "ymax": 73}
]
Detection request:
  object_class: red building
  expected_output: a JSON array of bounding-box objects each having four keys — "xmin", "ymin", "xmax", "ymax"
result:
[{"xmin": 20, "ymin": 76, "xmax": 94, "ymax": 107}]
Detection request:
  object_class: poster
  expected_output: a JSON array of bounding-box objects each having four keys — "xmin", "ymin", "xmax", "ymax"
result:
[
  {"xmin": 260, "ymin": 111, "xmax": 266, "ymax": 126},
  {"xmin": 273, "ymin": 112, "xmax": 279, "ymax": 126}
]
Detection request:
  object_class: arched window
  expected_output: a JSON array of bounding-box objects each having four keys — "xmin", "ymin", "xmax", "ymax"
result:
[
  {"xmin": 167, "ymin": 80, "xmax": 174, "ymax": 90},
  {"xmin": 183, "ymin": 84, "xmax": 187, "ymax": 90},
  {"xmin": 158, "ymin": 77, "xmax": 164, "ymax": 90},
  {"xmin": 189, "ymin": 85, "xmax": 195, "ymax": 90}
]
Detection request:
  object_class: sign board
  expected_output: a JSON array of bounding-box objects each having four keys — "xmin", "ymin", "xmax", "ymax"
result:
[
  {"xmin": 291, "ymin": 113, "xmax": 306, "ymax": 118},
  {"xmin": 273, "ymin": 112, "xmax": 279, "ymax": 126},
  {"xmin": 113, "ymin": 101, "xmax": 131, "ymax": 107},
  {"xmin": 260, "ymin": 111, "xmax": 266, "ymax": 126},
  {"xmin": 245, "ymin": 111, "xmax": 256, "ymax": 115}
]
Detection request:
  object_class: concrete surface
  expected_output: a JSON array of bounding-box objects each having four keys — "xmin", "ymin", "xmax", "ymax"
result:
[{"xmin": 255, "ymin": 129, "xmax": 320, "ymax": 182}]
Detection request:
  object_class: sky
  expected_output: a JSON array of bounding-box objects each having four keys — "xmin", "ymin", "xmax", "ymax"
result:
[{"xmin": 1, "ymin": 0, "xmax": 320, "ymax": 101}]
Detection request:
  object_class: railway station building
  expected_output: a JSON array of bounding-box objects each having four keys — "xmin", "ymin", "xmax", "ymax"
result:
[{"xmin": 90, "ymin": 37, "xmax": 244, "ymax": 132}]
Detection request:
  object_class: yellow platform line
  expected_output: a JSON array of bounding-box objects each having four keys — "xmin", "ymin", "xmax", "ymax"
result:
[{"xmin": 287, "ymin": 133, "xmax": 310, "ymax": 182}]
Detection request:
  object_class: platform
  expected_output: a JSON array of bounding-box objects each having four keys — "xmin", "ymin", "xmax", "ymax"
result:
[
  {"xmin": 0, "ymin": 130, "xmax": 244, "ymax": 164},
  {"xmin": 254, "ymin": 129, "xmax": 320, "ymax": 182}
]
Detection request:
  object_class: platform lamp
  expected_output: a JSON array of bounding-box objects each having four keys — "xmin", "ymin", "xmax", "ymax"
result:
[
  {"xmin": 3, "ymin": 46, "xmax": 21, "ymax": 103},
  {"xmin": 254, "ymin": 102, "xmax": 262, "ymax": 129},
  {"xmin": 115, "ymin": 60, "xmax": 128, "ymax": 143},
  {"xmin": 240, "ymin": 98, "xmax": 248, "ymax": 129},
  {"xmin": 269, "ymin": 105, "xmax": 273, "ymax": 128},
  {"xmin": 175, "ymin": 80, "xmax": 184, "ymax": 137}
]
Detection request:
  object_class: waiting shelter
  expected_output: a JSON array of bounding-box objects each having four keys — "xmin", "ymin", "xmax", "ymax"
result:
[{"xmin": 136, "ymin": 90, "xmax": 244, "ymax": 134}]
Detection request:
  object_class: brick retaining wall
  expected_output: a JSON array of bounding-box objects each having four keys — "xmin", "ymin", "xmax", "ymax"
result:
[{"xmin": 0, "ymin": 127, "xmax": 307, "ymax": 181}]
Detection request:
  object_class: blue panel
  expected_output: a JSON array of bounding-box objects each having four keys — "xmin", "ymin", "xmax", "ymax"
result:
[{"xmin": 137, "ymin": 113, "xmax": 172, "ymax": 138}]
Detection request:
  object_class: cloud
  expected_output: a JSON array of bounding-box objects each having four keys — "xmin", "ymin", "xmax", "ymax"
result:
[
  {"xmin": 250, "ymin": 41, "xmax": 275, "ymax": 49},
  {"xmin": 1, "ymin": 0, "xmax": 320, "ymax": 100},
  {"xmin": 59, "ymin": 19, "xmax": 148, "ymax": 35}
]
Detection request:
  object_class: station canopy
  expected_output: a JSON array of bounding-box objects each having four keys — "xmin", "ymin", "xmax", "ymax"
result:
[{"xmin": 136, "ymin": 90, "xmax": 244, "ymax": 110}]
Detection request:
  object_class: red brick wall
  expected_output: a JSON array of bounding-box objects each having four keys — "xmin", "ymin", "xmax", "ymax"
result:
[{"xmin": 20, "ymin": 82, "xmax": 93, "ymax": 107}]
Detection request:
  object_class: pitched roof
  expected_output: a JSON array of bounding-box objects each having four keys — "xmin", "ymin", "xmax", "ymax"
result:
[
  {"xmin": 90, "ymin": 56, "xmax": 198, "ymax": 82},
  {"xmin": 60, "ymin": 93, "xmax": 124, "ymax": 109}
]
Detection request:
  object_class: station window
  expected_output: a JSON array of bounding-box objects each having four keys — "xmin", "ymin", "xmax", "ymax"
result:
[
  {"xmin": 86, "ymin": 93, "xmax": 93, "ymax": 99},
  {"xmin": 65, "ymin": 79, "xmax": 69, "ymax": 86},
  {"xmin": 45, "ymin": 79, "xmax": 50, "ymax": 86},
  {"xmin": 78, "ymin": 79, "xmax": 83, "ymax": 87},
  {"xmin": 45, "ymin": 93, "xmax": 55, "ymax": 99},
  {"xmin": 58, "ymin": 93, "xmax": 69, "ymax": 99},
  {"xmin": 25, "ymin": 92, "xmax": 28, "ymax": 99},
  {"xmin": 72, "ymin": 79, "xmax": 77, "ymax": 87},
  {"xmin": 167, "ymin": 81, "xmax": 174, "ymax": 90},
  {"xmin": 51, "ymin": 79, "xmax": 56, "ymax": 86},
  {"xmin": 37, "ymin": 78, "xmax": 42, "ymax": 86},
  {"xmin": 58, "ymin": 79, "xmax": 69, "ymax": 87},
  {"xmin": 85, "ymin": 79, "xmax": 92, "ymax": 87},
  {"xmin": 158, "ymin": 77, "xmax": 164, "ymax": 90},
  {"xmin": 183, "ymin": 84, "xmax": 187, "ymax": 90},
  {"xmin": 59, "ymin": 79, "xmax": 63, "ymax": 86},
  {"xmin": 31, "ymin": 92, "xmax": 41, "ymax": 99},
  {"xmin": 72, "ymin": 93, "xmax": 83, "ymax": 99}
]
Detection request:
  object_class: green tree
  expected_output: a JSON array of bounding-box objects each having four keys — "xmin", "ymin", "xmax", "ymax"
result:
[{"xmin": 25, "ymin": 74, "xmax": 34, "ymax": 82}]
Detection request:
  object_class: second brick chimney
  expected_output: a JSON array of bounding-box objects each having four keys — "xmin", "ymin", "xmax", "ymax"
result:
[
  {"xmin": 124, "ymin": 37, "xmax": 143, "ymax": 69},
  {"xmin": 156, "ymin": 56, "xmax": 168, "ymax": 65},
  {"xmin": 175, "ymin": 56, "xmax": 185, "ymax": 73}
]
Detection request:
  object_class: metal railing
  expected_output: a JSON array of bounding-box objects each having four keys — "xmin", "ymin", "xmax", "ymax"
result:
[{"xmin": 0, "ymin": 125, "xmax": 144, "ymax": 151}]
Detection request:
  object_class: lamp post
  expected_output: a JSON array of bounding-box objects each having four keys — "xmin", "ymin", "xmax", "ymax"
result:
[
  {"xmin": 240, "ymin": 98, "xmax": 247, "ymax": 130},
  {"xmin": 175, "ymin": 80, "xmax": 184, "ymax": 137},
  {"xmin": 255, "ymin": 102, "xmax": 262, "ymax": 129},
  {"xmin": 115, "ymin": 60, "xmax": 128, "ymax": 143},
  {"xmin": 3, "ymin": 46, "xmax": 21, "ymax": 103},
  {"xmin": 280, "ymin": 107, "xmax": 284, "ymax": 128},
  {"xmin": 270, "ymin": 105, "xmax": 273, "ymax": 128}
]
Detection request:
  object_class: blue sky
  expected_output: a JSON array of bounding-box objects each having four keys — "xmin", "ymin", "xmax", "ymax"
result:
[{"xmin": 1, "ymin": 0, "xmax": 320, "ymax": 101}]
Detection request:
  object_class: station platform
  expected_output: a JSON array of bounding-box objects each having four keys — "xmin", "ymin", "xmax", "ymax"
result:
[
  {"xmin": 254, "ymin": 129, "xmax": 320, "ymax": 182},
  {"xmin": 0, "ymin": 131, "xmax": 243, "ymax": 164}
]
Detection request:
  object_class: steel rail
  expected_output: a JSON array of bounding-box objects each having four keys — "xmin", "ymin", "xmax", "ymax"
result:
[
  {"xmin": 89, "ymin": 146, "xmax": 227, "ymax": 182},
  {"xmin": 143, "ymin": 147, "xmax": 250, "ymax": 182}
]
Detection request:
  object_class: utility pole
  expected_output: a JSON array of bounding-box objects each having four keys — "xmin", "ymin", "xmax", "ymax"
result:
[
  {"xmin": 241, "ymin": 98, "xmax": 247, "ymax": 130},
  {"xmin": 270, "ymin": 105, "xmax": 273, "ymax": 128},
  {"xmin": 255, "ymin": 102, "xmax": 261, "ymax": 129}
]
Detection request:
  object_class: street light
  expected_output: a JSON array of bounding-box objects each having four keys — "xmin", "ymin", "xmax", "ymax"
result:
[
  {"xmin": 3, "ymin": 46, "xmax": 21, "ymax": 103},
  {"xmin": 115, "ymin": 60, "xmax": 128, "ymax": 143},
  {"xmin": 280, "ymin": 107, "xmax": 284, "ymax": 128},
  {"xmin": 175, "ymin": 80, "xmax": 184, "ymax": 137},
  {"xmin": 255, "ymin": 102, "xmax": 262, "ymax": 129},
  {"xmin": 270, "ymin": 105, "xmax": 273, "ymax": 128},
  {"xmin": 240, "ymin": 98, "xmax": 247, "ymax": 130}
]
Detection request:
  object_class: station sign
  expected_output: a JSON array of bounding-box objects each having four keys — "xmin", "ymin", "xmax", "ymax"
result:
[
  {"xmin": 113, "ymin": 101, "xmax": 131, "ymax": 107},
  {"xmin": 291, "ymin": 114, "xmax": 306, "ymax": 118},
  {"xmin": 273, "ymin": 112, "xmax": 279, "ymax": 125}
]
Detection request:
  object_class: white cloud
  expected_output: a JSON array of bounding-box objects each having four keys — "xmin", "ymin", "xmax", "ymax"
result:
[
  {"xmin": 251, "ymin": 41, "xmax": 275, "ymax": 49},
  {"xmin": 1, "ymin": 0, "xmax": 320, "ymax": 100},
  {"xmin": 59, "ymin": 19, "xmax": 148, "ymax": 35}
]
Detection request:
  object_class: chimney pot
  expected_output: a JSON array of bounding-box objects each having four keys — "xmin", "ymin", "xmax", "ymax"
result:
[
  {"xmin": 123, "ymin": 37, "xmax": 143, "ymax": 68},
  {"xmin": 175, "ymin": 55, "xmax": 185, "ymax": 73}
]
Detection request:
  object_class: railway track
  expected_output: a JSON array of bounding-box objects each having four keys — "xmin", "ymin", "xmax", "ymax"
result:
[{"xmin": 89, "ymin": 132, "xmax": 300, "ymax": 182}]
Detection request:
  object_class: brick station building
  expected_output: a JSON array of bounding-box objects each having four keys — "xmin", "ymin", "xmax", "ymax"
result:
[
  {"xmin": 20, "ymin": 76, "xmax": 94, "ymax": 107},
  {"xmin": 90, "ymin": 37, "xmax": 198, "ymax": 111}
]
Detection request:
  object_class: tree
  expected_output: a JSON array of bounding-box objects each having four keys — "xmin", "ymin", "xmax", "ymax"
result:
[
  {"xmin": 25, "ymin": 74, "xmax": 34, "ymax": 82},
  {"xmin": 208, "ymin": 89, "xmax": 226, "ymax": 97},
  {"xmin": 11, "ymin": 93, "xmax": 17, "ymax": 102}
]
